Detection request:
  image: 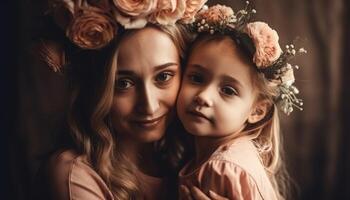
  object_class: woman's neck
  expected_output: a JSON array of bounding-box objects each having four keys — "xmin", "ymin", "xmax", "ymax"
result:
[{"xmin": 117, "ymin": 137, "xmax": 163, "ymax": 177}]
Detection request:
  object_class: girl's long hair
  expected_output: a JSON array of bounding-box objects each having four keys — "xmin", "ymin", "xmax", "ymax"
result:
[
  {"xmin": 190, "ymin": 34, "xmax": 290, "ymax": 200},
  {"xmin": 66, "ymin": 24, "xmax": 193, "ymax": 199}
]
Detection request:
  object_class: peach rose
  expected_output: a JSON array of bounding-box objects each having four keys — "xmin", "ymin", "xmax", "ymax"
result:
[
  {"xmin": 50, "ymin": 0, "xmax": 75, "ymax": 30},
  {"xmin": 66, "ymin": 6, "xmax": 116, "ymax": 49},
  {"xmin": 180, "ymin": 0, "xmax": 207, "ymax": 24},
  {"xmin": 197, "ymin": 4, "xmax": 234, "ymax": 24},
  {"xmin": 112, "ymin": 0, "xmax": 157, "ymax": 17},
  {"xmin": 244, "ymin": 21, "xmax": 282, "ymax": 68},
  {"xmin": 149, "ymin": 0, "xmax": 186, "ymax": 25},
  {"xmin": 113, "ymin": 8, "xmax": 148, "ymax": 29}
]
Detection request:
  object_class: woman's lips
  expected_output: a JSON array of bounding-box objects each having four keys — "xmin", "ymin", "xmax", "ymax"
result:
[{"xmin": 131, "ymin": 114, "xmax": 166, "ymax": 128}]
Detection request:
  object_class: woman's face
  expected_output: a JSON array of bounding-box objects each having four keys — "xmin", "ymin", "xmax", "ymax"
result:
[{"xmin": 111, "ymin": 27, "xmax": 181, "ymax": 143}]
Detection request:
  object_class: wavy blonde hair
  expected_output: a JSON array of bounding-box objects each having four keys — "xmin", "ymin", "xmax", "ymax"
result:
[
  {"xmin": 191, "ymin": 34, "xmax": 290, "ymax": 200},
  {"xmin": 66, "ymin": 24, "xmax": 193, "ymax": 199}
]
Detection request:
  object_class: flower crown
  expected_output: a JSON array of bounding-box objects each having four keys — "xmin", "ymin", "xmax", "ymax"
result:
[
  {"xmin": 38, "ymin": 0, "xmax": 208, "ymax": 71},
  {"xmin": 192, "ymin": 2, "xmax": 306, "ymax": 115}
]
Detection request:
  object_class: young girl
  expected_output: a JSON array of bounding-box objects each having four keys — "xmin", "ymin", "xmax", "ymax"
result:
[{"xmin": 177, "ymin": 4, "xmax": 305, "ymax": 200}]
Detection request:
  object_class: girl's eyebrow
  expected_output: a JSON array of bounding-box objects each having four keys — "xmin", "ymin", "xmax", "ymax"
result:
[
  {"xmin": 189, "ymin": 64, "xmax": 210, "ymax": 73},
  {"xmin": 221, "ymin": 75, "xmax": 243, "ymax": 89},
  {"xmin": 189, "ymin": 64, "xmax": 243, "ymax": 89}
]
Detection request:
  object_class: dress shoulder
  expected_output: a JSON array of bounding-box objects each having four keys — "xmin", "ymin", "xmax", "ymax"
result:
[
  {"xmin": 46, "ymin": 149, "xmax": 113, "ymax": 200},
  {"xmin": 197, "ymin": 139, "xmax": 279, "ymax": 200},
  {"xmin": 200, "ymin": 159, "xmax": 265, "ymax": 200}
]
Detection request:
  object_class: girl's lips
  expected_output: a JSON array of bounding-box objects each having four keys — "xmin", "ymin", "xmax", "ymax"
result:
[{"xmin": 187, "ymin": 110, "xmax": 211, "ymax": 122}]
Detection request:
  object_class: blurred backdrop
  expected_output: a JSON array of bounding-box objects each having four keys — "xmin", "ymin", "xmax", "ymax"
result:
[{"xmin": 5, "ymin": 0, "xmax": 350, "ymax": 199}]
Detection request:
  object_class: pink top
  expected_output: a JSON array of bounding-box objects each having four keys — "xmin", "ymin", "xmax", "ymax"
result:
[
  {"xmin": 46, "ymin": 150, "xmax": 165, "ymax": 200},
  {"xmin": 179, "ymin": 138, "xmax": 278, "ymax": 200}
]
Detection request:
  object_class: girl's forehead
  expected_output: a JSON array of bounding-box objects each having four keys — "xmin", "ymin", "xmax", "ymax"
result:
[
  {"xmin": 188, "ymin": 38, "xmax": 255, "ymax": 89},
  {"xmin": 190, "ymin": 38, "xmax": 247, "ymax": 68}
]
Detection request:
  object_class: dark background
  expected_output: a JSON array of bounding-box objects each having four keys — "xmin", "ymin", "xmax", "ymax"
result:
[{"xmin": 3, "ymin": 0, "xmax": 350, "ymax": 199}]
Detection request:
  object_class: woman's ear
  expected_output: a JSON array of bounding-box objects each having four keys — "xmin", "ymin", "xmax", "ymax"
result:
[{"xmin": 247, "ymin": 100, "xmax": 271, "ymax": 124}]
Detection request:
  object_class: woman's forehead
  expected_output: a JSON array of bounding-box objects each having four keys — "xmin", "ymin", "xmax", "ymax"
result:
[{"xmin": 117, "ymin": 28, "xmax": 179, "ymax": 71}]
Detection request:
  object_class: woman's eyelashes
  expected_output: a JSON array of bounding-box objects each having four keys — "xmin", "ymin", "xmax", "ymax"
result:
[
  {"xmin": 115, "ymin": 70, "xmax": 176, "ymax": 91},
  {"xmin": 155, "ymin": 71, "xmax": 176, "ymax": 85},
  {"xmin": 116, "ymin": 77, "xmax": 135, "ymax": 91}
]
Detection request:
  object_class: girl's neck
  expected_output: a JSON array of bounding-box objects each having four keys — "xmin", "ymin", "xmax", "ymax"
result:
[
  {"xmin": 194, "ymin": 132, "xmax": 243, "ymax": 165},
  {"xmin": 117, "ymin": 137, "xmax": 163, "ymax": 177}
]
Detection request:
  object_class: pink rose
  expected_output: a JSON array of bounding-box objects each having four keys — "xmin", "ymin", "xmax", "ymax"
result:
[
  {"xmin": 197, "ymin": 4, "xmax": 234, "ymax": 24},
  {"xmin": 244, "ymin": 21, "xmax": 282, "ymax": 68},
  {"xmin": 149, "ymin": 0, "xmax": 186, "ymax": 25},
  {"xmin": 66, "ymin": 6, "xmax": 116, "ymax": 49},
  {"xmin": 180, "ymin": 0, "xmax": 207, "ymax": 24},
  {"xmin": 112, "ymin": 0, "xmax": 157, "ymax": 17}
]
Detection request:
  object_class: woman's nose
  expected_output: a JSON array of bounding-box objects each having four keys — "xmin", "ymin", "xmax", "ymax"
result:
[
  {"xmin": 194, "ymin": 86, "xmax": 214, "ymax": 107},
  {"xmin": 136, "ymin": 84, "xmax": 160, "ymax": 114}
]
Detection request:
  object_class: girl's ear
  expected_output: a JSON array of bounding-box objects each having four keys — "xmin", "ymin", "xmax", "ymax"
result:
[{"xmin": 247, "ymin": 100, "xmax": 271, "ymax": 124}]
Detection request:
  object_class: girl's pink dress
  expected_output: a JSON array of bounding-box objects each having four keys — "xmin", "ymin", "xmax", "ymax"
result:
[
  {"xmin": 179, "ymin": 138, "xmax": 278, "ymax": 200},
  {"xmin": 46, "ymin": 150, "xmax": 164, "ymax": 200}
]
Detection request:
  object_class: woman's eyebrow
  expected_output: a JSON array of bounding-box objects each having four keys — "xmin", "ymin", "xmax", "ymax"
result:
[
  {"xmin": 117, "ymin": 70, "xmax": 136, "ymax": 76},
  {"xmin": 117, "ymin": 62, "xmax": 178, "ymax": 77},
  {"xmin": 153, "ymin": 62, "xmax": 178, "ymax": 71}
]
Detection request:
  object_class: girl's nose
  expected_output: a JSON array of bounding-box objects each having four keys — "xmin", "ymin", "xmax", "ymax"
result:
[{"xmin": 194, "ymin": 87, "xmax": 214, "ymax": 107}]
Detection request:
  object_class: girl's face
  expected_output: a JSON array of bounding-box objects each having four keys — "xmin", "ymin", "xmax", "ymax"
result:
[
  {"xmin": 177, "ymin": 39, "xmax": 258, "ymax": 137},
  {"xmin": 111, "ymin": 27, "xmax": 181, "ymax": 143}
]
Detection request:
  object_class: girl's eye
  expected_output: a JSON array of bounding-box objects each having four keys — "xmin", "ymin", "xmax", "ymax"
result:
[
  {"xmin": 220, "ymin": 86, "xmax": 238, "ymax": 96},
  {"xmin": 116, "ymin": 78, "xmax": 134, "ymax": 90},
  {"xmin": 188, "ymin": 73, "xmax": 204, "ymax": 84},
  {"xmin": 155, "ymin": 71, "xmax": 174, "ymax": 83}
]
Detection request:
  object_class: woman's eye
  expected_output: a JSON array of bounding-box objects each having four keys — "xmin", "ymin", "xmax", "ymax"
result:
[
  {"xmin": 188, "ymin": 73, "xmax": 203, "ymax": 84},
  {"xmin": 220, "ymin": 86, "xmax": 238, "ymax": 96},
  {"xmin": 155, "ymin": 71, "xmax": 174, "ymax": 83},
  {"xmin": 116, "ymin": 78, "xmax": 134, "ymax": 90}
]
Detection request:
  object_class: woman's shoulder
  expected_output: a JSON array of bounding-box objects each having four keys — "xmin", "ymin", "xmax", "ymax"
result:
[
  {"xmin": 46, "ymin": 149, "xmax": 113, "ymax": 200},
  {"xmin": 48, "ymin": 149, "xmax": 80, "ymax": 172}
]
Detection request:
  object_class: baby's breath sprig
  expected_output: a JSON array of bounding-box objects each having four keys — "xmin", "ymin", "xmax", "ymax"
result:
[
  {"xmin": 278, "ymin": 83, "xmax": 303, "ymax": 115},
  {"xmin": 235, "ymin": 1, "xmax": 256, "ymax": 30},
  {"xmin": 266, "ymin": 43, "xmax": 307, "ymax": 115},
  {"xmin": 261, "ymin": 43, "xmax": 307, "ymax": 80}
]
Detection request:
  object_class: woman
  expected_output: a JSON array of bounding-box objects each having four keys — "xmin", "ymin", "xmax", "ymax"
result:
[
  {"xmin": 38, "ymin": 0, "xmax": 228, "ymax": 199},
  {"xmin": 44, "ymin": 23, "xmax": 193, "ymax": 199}
]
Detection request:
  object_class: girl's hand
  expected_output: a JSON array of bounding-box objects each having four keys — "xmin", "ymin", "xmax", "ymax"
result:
[{"xmin": 179, "ymin": 185, "xmax": 229, "ymax": 200}]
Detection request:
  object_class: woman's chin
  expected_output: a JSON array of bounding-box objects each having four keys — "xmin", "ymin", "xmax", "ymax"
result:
[{"xmin": 133, "ymin": 130, "xmax": 166, "ymax": 143}]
